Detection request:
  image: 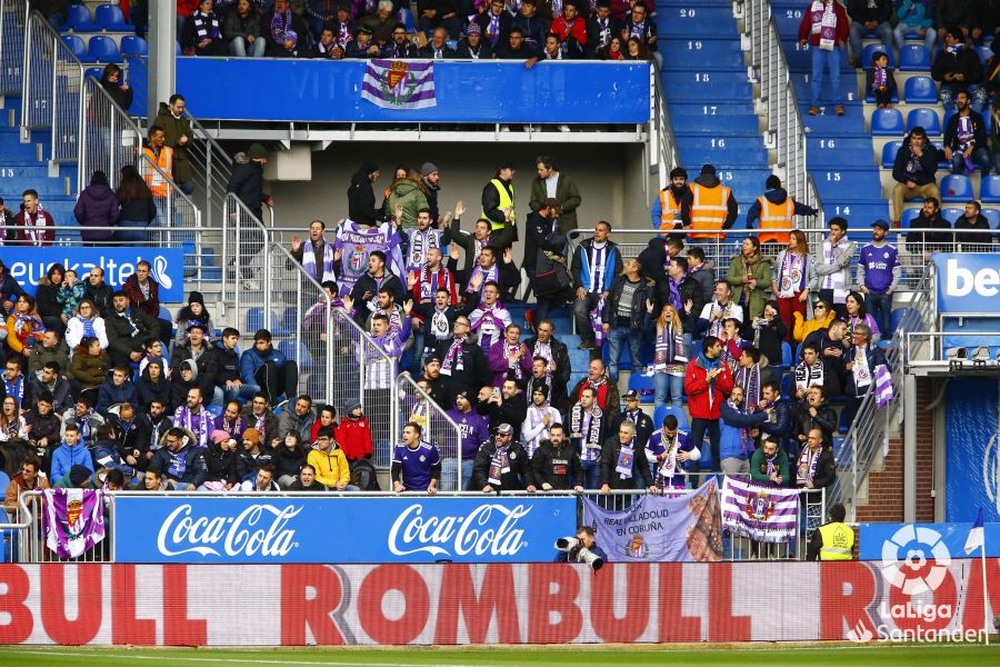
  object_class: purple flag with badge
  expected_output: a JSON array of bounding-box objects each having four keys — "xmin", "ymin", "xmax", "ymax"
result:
[
  {"xmin": 721, "ymin": 476, "xmax": 799, "ymax": 543},
  {"xmin": 362, "ymin": 60, "xmax": 437, "ymax": 110},
  {"xmin": 43, "ymin": 488, "xmax": 106, "ymax": 559},
  {"xmin": 581, "ymin": 480, "xmax": 722, "ymax": 562}
]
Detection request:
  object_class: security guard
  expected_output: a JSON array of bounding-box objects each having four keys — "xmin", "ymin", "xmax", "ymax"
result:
[
  {"xmin": 481, "ymin": 161, "xmax": 516, "ymax": 234},
  {"xmin": 688, "ymin": 164, "xmax": 737, "ymax": 240},
  {"xmin": 650, "ymin": 166, "xmax": 692, "ymax": 234},
  {"xmin": 745, "ymin": 175, "xmax": 819, "ymax": 244},
  {"xmin": 807, "ymin": 502, "xmax": 855, "ymax": 561}
]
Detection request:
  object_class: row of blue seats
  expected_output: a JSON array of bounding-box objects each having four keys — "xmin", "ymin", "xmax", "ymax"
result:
[
  {"xmin": 871, "ymin": 107, "xmax": 994, "ymax": 136},
  {"xmin": 901, "ymin": 206, "xmax": 1000, "ymax": 230},
  {"xmin": 857, "ymin": 42, "xmax": 995, "ymax": 71},
  {"xmin": 62, "ymin": 3, "xmax": 130, "ymax": 33},
  {"xmin": 865, "ymin": 75, "xmax": 941, "ymax": 105},
  {"xmin": 60, "ymin": 34, "xmax": 149, "ymax": 64}
]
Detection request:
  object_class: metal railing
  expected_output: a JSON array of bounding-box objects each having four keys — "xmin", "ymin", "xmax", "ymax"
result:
[
  {"xmin": 649, "ymin": 62, "xmax": 681, "ymax": 194},
  {"xmin": 184, "ymin": 109, "xmax": 233, "ymax": 230},
  {"xmin": 745, "ymin": 0, "xmax": 822, "ymax": 221},
  {"xmin": 221, "ymin": 192, "xmax": 272, "ymax": 314},
  {"xmin": 21, "ymin": 9, "xmax": 83, "ymax": 163},
  {"xmin": 0, "ymin": 0, "xmax": 27, "ymax": 97},
  {"xmin": 79, "ymin": 75, "xmax": 143, "ymax": 194},
  {"xmin": 396, "ymin": 372, "xmax": 464, "ymax": 491},
  {"xmin": 834, "ymin": 264, "xmax": 935, "ymax": 522},
  {"xmin": 267, "ymin": 240, "xmax": 335, "ymax": 404},
  {"xmin": 905, "ymin": 331, "xmax": 1000, "ymax": 371}
]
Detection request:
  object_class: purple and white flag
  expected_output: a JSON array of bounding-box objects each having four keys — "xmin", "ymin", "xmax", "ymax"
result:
[
  {"xmin": 721, "ymin": 476, "xmax": 799, "ymax": 543},
  {"xmin": 361, "ymin": 60, "xmax": 437, "ymax": 110},
  {"xmin": 874, "ymin": 363, "xmax": 894, "ymax": 409},
  {"xmin": 43, "ymin": 488, "xmax": 106, "ymax": 559}
]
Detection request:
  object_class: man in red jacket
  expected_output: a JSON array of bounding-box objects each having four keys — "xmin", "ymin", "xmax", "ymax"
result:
[
  {"xmin": 798, "ymin": 0, "xmax": 849, "ymax": 117},
  {"xmin": 684, "ymin": 335, "xmax": 734, "ymax": 474}
]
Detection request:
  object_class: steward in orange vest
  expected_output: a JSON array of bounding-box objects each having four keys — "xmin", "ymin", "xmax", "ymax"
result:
[
  {"xmin": 688, "ymin": 164, "xmax": 737, "ymax": 240},
  {"xmin": 745, "ymin": 175, "xmax": 818, "ymax": 244}
]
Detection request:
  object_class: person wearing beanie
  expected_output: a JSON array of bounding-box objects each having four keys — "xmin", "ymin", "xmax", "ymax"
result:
[
  {"xmin": 226, "ymin": 138, "xmax": 271, "ymax": 290},
  {"xmin": 745, "ymin": 174, "xmax": 819, "ymax": 246},
  {"xmin": 419, "ymin": 161, "xmax": 442, "ymax": 223},
  {"xmin": 347, "ymin": 161, "xmax": 383, "ymax": 226},
  {"xmin": 262, "ymin": 0, "xmax": 310, "ymax": 57},
  {"xmin": 455, "ymin": 21, "xmax": 493, "ymax": 59},
  {"xmin": 522, "ymin": 383, "xmax": 561, "ymax": 458},
  {"xmin": 175, "ymin": 290, "xmax": 216, "ymax": 349},
  {"xmin": 687, "ymin": 163, "xmax": 738, "ymax": 241},
  {"xmin": 234, "ymin": 425, "xmax": 273, "ymax": 481},
  {"xmin": 529, "ymin": 155, "xmax": 581, "ymax": 232},
  {"xmin": 650, "ymin": 165, "xmax": 692, "ymax": 235},
  {"xmin": 334, "ymin": 401, "xmax": 373, "ymax": 462}
]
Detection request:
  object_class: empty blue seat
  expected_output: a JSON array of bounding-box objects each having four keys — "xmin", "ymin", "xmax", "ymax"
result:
[
  {"xmin": 881, "ymin": 140, "xmax": 902, "ymax": 168},
  {"xmin": 862, "ymin": 43, "xmax": 894, "ymax": 67},
  {"xmin": 95, "ymin": 3, "xmax": 130, "ymax": 31},
  {"xmin": 780, "ymin": 372, "xmax": 795, "ymax": 400},
  {"xmin": 627, "ymin": 372, "xmax": 655, "ymax": 403},
  {"xmin": 906, "ymin": 107, "xmax": 941, "ymax": 135},
  {"xmin": 781, "ymin": 341, "xmax": 793, "ymax": 368},
  {"xmin": 983, "ymin": 208, "xmax": 1000, "ymax": 230},
  {"xmin": 903, "ymin": 76, "xmax": 937, "ymax": 103},
  {"xmin": 941, "ymin": 207, "xmax": 963, "ymax": 223},
  {"xmin": 88, "ymin": 35, "xmax": 120, "ymax": 63},
  {"xmin": 398, "ymin": 7, "xmax": 415, "ymax": 32},
  {"xmin": 983, "ymin": 176, "xmax": 1000, "ymax": 203},
  {"xmin": 898, "ymin": 45, "xmax": 931, "ymax": 71},
  {"xmin": 890, "ymin": 306, "xmax": 916, "ymax": 333},
  {"xmin": 120, "ymin": 35, "xmax": 148, "ymax": 56},
  {"xmin": 60, "ymin": 34, "xmax": 90, "ymax": 62},
  {"xmin": 975, "ymin": 46, "xmax": 992, "ymax": 66},
  {"xmin": 84, "ymin": 66, "xmax": 103, "ymax": 81},
  {"xmin": 653, "ymin": 405, "xmax": 689, "ymax": 431},
  {"xmin": 900, "ymin": 208, "xmax": 921, "ymax": 229},
  {"xmin": 65, "ymin": 4, "xmax": 98, "ymax": 31},
  {"xmin": 940, "ymin": 174, "xmax": 973, "ymax": 202},
  {"xmin": 246, "ymin": 306, "xmax": 265, "ymax": 333},
  {"xmin": 871, "ymin": 108, "xmax": 904, "ymax": 135},
  {"xmin": 278, "ymin": 339, "xmax": 313, "ymax": 369}
]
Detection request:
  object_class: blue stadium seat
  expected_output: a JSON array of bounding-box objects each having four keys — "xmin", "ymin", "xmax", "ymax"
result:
[
  {"xmin": 890, "ymin": 306, "xmax": 916, "ymax": 333},
  {"xmin": 398, "ymin": 8, "xmax": 415, "ymax": 32},
  {"xmin": 940, "ymin": 174, "xmax": 973, "ymax": 202},
  {"xmin": 653, "ymin": 405, "xmax": 689, "ymax": 431},
  {"xmin": 780, "ymin": 372, "xmax": 795, "ymax": 400},
  {"xmin": 60, "ymin": 34, "xmax": 92, "ymax": 62},
  {"xmin": 627, "ymin": 372, "xmax": 655, "ymax": 403},
  {"xmin": 120, "ymin": 35, "xmax": 148, "ymax": 56},
  {"xmin": 906, "ymin": 107, "xmax": 941, "ymax": 135},
  {"xmin": 781, "ymin": 341, "xmax": 792, "ymax": 368},
  {"xmin": 273, "ymin": 306, "xmax": 296, "ymax": 336},
  {"xmin": 870, "ymin": 108, "xmax": 904, "ymax": 135},
  {"xmin": 278, "ymin": 339, "xmax": 313, "ymax": 370},
  {"xmin": 65, "ymin": 3, "xmax": 98, "ymax": 32},
  {"xmin": 84, "ymin": 66, "xmax": 103, "ymax": 81},
  {"xmin": 95, "ymin": 3, "xmax": 130, "ymax": 31},
  {"xmin": 981, "ymin": 175, "xmax": 1000, "ymax": 203},
  {"xmin": 246, "ymin": 306, "xmax": 265, "ymax": 333},
  {"xmin": 881, "ymin": 140, "xmax": 902, "ymax": 168},
  {"xmin": 941, "ymin": 207, "xmax": 963, "ymax": 223},
  {"xmin": 975, "ymin": 45, "xmax": 992, "ymax": 66},
  {"xmin": 898, "ymin": 44, "xmax": 931, "ymax": 71},
  {"xmin": 903, "ymin": 76, "xmax": 937, "ymax": 104},
  {"xmin": 88, "ymin": 35, "xmax": 120, "ymax": 63},
  {"xmin": 838, "ymin": 408, "xmax": 852, "ymax": 434},
  {"xmin": 861, "ymin": 43, "xmax": 894, "ymax": 68},
  {"xmin": 900, "ymin": 207, "xmax": 921, "ymax": 229},
  {"xmin": 983, "ymin": 208, "xmax": 1000, "ymax": 230}
]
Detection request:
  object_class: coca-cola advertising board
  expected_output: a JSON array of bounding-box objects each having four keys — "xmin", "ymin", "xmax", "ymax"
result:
[{"xmin": 112, "ymin": 496, "xmax": 576, "ymax": 563}]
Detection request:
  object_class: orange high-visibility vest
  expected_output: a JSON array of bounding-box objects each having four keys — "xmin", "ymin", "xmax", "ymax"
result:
[
  {"xmin": 657, "ymin": 188, "xmax": 684, "ymax": 232},
  {"xmin": 143, "ymin": 145, "xmax": 173, "ymax": 198},
  {"xmin": 689, "ymin": 182, "xmax": 730, "ymax": 239},
  {"xmin": 757, "ymin": 197, "xmax": 796, "ymax": 244}
]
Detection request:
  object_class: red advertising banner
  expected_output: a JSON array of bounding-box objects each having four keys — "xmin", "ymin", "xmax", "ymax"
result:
[{"xmin": 0, "ymin": 561, "xmax": 997, "ymax": 645}]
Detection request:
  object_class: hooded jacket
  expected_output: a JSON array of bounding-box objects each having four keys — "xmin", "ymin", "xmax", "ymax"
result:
[
  {"xmin": 347, "ymin": 167, "xmax": 382, "ymax": 225},
  {"xmin": 203, "ymin": 438, "xmax": 238, "ymax": 486},
  {"xmin": 74, "ymin": 182, "xmax": 120, "ymax": 242},
  {"xmin": 384, "ymin": 178, "xmax": 429, "ymax": 229}
]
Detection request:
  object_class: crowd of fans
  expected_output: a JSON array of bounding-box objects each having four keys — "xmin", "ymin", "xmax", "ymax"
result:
[{"xmin": 2, "ymin": 145, "xmax": 904, "ymax": 509}]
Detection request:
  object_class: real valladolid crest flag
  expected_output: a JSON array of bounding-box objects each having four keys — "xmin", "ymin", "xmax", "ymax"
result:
[
  {"xmin": 43, "ymin": 488, "xmax": 106, "ymax": 558},
  {"xmin": 721, "ymin": 476, "xmax": 799, "ymax": 543},
  {"xmin": 361, "ymin": 59, "xmax": 437, "ymax": 110}
]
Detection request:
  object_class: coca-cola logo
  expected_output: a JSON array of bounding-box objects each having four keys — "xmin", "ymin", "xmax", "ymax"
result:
[
  {"xmin": 156, "ymin": 503, "xmax": 302, "ymax": 558},
  {"xmin": 387, "ymin": 503, "xmax": 531, "ymax": 557}
]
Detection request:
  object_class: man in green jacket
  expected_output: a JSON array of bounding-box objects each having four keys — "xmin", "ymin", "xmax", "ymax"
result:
[
  {"xmin": 153, "ymin": 94, "xmax": 195, "ymax": 194},
  {"xmin": 529, "ymin": 155, "xmax": 582, "ymax": 232}
]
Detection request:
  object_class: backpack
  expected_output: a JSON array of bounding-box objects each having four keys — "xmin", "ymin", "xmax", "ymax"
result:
[{"xmin": 349, "ymin": 458, "xmax": 381, "ymax": 491}]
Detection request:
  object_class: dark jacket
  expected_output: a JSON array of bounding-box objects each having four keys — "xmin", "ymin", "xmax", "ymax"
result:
[
  {"xmin": 476, "ymin": 394, "xmax": 529, "ymax": 440},
  {"xmin": 203, "ymin": 438, "xmax": 239, "ymax": 486},
  {"xmin": 96, "ymin": 379, "xmax": 138, "ymax": 413},
  {"xmin": 790, "ymin": 400, "xmax": 839, "ymax": 445},
  {"xmin": 746, "ymin": 188, "xmax": 818, "ymax": 228},
  {"xmin": 135, "ymin": 373, "xmax": 173, "ymax": 412},
  {"xmin": 892, "ymin": 134, "xmax": 942, "ymax": 186},
  {"xmin": 433, "ymin": 337, "xmax": 488, "ymax": 399},
  {"xmin": 83, "ymin": 281, "xmax": 115, "ymax": 320},
  {"xmin": 906, "ymin": 212, "xmax": 953, "ymax": 253},
  {"xmin": 530, "ymin": 437, "xmax": 581, "ymax": 489},
  {"xmin": 117, "ymin": 195, "xmax": 156, "ymax": 225},
  {"xmin": 74, "ymin": 183, "xmax": 120, "ymax": 242},
  {"xmin": 519, "ymin": 334, "xmax": 572, "ymax": 390},
  {"xmin": 226, "ymin": 159, "xmax": 268, "ymax": 221},
  {"xmin": 571, "ymin": 238, "xmax": 622, "ymax": 294},
  {"xmin": 471, "ymin": 439, "xmax": 531, "ymax": 491},
  {"xmin": 152, "ymin": 443, "xmax": 207, "ymax": 488},
  {"xmin": 105, "ymin": 306, "xmax": 160, "ymax": 367},
  {"xmin": 348, "ymin": 271, "xmax": 406, "ymax": 328},
  {"xmin": 944, "ymin": 109, "xmax": 989, "ymax": 153},
  {"xmin": 528, "ymin": 172, "xmax": 582, "ymax": 231},
  {"xmin": 932, "ymin": 43, "xmax": 983, "ymax": 87},
  {"xmin": 152, "ymin": 102, "xmax": 193, "ymax": 183},
  {"xmin": 793, "ymin": 444, "xmax": 838, "ymax": 489},
  {"xmin": 602, "ymin": 274, "xmax": 654, "ymax": 329},
  {"xmin": 847, "ymin": 0, "xmax": 891, "ymax": 23},
  {"xmin": 522, "ymin": 211, "xmax": 567, "ymax": 273},
  {"xmin": 171, "ymin": 343, "xmax": 218, "ymax": 397},
  {"xmin": 449, "ymin": 221, "xmax": 516, "ymax": 275},
  {"xmin": 954, "ymin": 213, "xmax": 993, "ymax": 245},
  {"xmin": 347, "ymin": 169, "xmax": 382, "ymax": 225},
  {"xmin": 211, "ymin": 340, "xmax": 241, "ymax": 387},
  {"xmin": 599, "ymin": 434, "xmax": 653, "ymax": 490},
  {"xmin": 222, "ymin": 7, "xmax": 262, "ymax": 42},
  {"xmin": 454, "ymin": 38, "xmax": 493, "ymax": 59},
  {"xmin": 609, "ymin": 409, "xmax": 655, "ymax": 451}
]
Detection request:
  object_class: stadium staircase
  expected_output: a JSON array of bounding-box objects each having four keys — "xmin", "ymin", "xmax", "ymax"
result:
[{"xmin": 654, "ymin": 0, "xmax": 771, "ymax": 214}]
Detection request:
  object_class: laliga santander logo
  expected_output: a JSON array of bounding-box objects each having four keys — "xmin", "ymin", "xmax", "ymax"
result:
[
  {"xmin": 879, "ymin": 524, "xmax": 951, "ymax": 595},
  {"xmin": 846, "ymin": 621, "xmax": 875, "ymax": 643}
]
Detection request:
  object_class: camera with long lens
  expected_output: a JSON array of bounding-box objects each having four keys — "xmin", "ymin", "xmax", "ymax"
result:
[{"xmin": 554, "ymin": 537, "xmax": 604, "ymax": 571}]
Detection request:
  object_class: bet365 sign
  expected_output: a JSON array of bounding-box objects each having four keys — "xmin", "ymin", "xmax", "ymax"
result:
[{"xmin": 935, "ymin": 254, "xmax": 1000, "ymax": 314}]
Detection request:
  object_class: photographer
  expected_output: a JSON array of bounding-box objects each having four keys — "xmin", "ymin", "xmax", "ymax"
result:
[{"xmin": 554, "ymin": 525, "xmax": 608, "ymax": 564}]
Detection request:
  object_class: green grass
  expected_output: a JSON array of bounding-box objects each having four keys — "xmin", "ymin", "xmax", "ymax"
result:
[{"xmin": 1, "ymin": 644, "xmax": 998, "ymax": 667}]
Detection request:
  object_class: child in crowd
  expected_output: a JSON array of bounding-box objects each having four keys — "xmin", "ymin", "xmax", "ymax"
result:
[
  {"xmin": 866, "ymin": 50, "xmax": 897, "ymax": 109},
  {"xmin": 58, "ymin": 269, "xmax": 86, "ymax": 323}
]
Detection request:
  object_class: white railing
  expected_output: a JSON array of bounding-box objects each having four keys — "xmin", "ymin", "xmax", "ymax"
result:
[
  {"xmin": 745, "ymin": 0, "xmax": 822, "ymax": 222},
  {"xmin": 650, "ymin": 62, "xmax": 681, "ymax": 193},
  {"xmin": 0, "ymin": 0, "xmax": 27, "ymax": 97},
  {"xmin": 221, "ymin": 192, "xmax": 272, "ymax": 313},
  {"xmin": 20, "ymin": 9, "xmax": 83, "ymax": 164}
]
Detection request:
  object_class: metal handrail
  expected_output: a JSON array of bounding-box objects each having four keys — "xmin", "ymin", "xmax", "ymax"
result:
[
  {"xmin": 183, "ymin": 108, "xmax": 234, "ymax": 229},
  {"xmin": 221, "ymin": 192, "xmax": 272, "ymax": 314},
  {"xmin": 649, "ymin": 62, "xmax": 681, "ymax": 193}
]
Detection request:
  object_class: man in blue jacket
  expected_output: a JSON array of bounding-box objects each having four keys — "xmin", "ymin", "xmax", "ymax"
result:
[
  {"xmin": 239, "ymin": 328, "xmax": 298, "ymax": 404},
  {"xmin": 49, "ymin": 422, "xmax": 94, "ymax": 487},
  {"xmin": 719, "ymin": 386, "xmax": 769, "ymax": 477},
  {"xmin": 151, "ymin": 427, "xmax": 207, "ymax": 491},
  {"xmin": 570, "ymin": 221, "xmax": 621, "ymax": 351}
]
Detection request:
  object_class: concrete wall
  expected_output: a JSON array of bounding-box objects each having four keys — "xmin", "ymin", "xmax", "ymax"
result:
[{"xmin": 266, "ymin": 141, "xmax": 652, "ymax": 237}]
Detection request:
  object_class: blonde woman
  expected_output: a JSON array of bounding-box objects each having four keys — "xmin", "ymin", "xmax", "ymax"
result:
[{"xmin": 646, "ymin": 301, "xmax": 687, "ymax": 409}]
